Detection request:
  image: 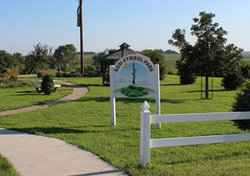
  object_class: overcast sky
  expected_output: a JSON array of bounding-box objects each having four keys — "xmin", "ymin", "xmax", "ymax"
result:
[{"xmin": 1, "ymin": 0, "xmax": 250, "ymax": 55}]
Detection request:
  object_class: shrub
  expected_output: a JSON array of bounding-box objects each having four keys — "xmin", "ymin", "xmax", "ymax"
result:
[
  {"xmin": 241, "ymin": 62, "xmax": 250, "ymax": 79},
  {"xmin": 180, "ymin": 72, "xmax": 197, "ymax": 85},
  {"xmin": 7, "ymin": 68, "xmax": 19, "ymax": 82},
  {"xmin": 232, "ymin": 82, "xmax": 250, "ymax": 130},
  {"xmin": 37, "ymin": 71, "xmax": 42, "ymax": 77},
  {"xmin": 62, "ymin": 72, "xmax": 71, "ymax": 77},
  {"xmin": 177, "ymin": 66, "xmax": 196, "ymax": 85},
  {"xmin": 37, "ymin": 70, "xmax": 50, "ymax": 78},
  {"xmin": 70, "ymin": 71, "xmax": 81, "ymax": 77},
  {"xmin": 41, "ymin": 74, "xmax": 54, "ymax": 95},
  {"xmin": 84, "ymin": 65, "xmax": 100, "ymax": 77},
  {"xmin": 222, "ymin": 73, "xmax": 244, "ymax": 90},
  {"xmin": 56, "ymin": 71, "xmax": 63, "ymax": 77}
]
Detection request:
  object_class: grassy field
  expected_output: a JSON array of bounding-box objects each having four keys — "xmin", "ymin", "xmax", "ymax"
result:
[
  {"xmin": 0, "ymin": 75, "xmax": 249, "ymax": 175},
  {"xmin": 0, "ymin": 154, "xmax": 20, "ymax": 176}
]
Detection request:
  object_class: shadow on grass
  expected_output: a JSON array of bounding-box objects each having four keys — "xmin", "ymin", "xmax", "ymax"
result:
[
  {"xmin": 77, "ymin": 97, "xmax": 185, "ymax": 104},
  {"xmin": 16, "ymin": 91, "xmax": 36, "ymax": 94},
  {"xmin": 186, "ymin": 89, "xmax": 227, "ymax": 93},
  {"xmin": 233, "ymin": 120, "xmax": 250, "ymax": 130},
  {"xmin": 12, "ymin": 91, "xmax": 42, "ymax": 96},
  {"xmin": 10, "ymin": 126, "xmax": 140, "ymax": 135},
  {"xmin": 160, "ymin": 83, "xmax": 182, "ymax": 86}
]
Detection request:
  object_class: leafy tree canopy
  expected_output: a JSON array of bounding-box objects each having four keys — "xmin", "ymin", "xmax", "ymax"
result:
[
  {"xmin": 53, "ymin": 44, "xmax": 78, "ymax": 71},
  {"xmin": 0, "ymin": 50, "xmax": 21, "ymax": 73},
  {"xmin": 169, "ymin": 11, "xmax": 243, "ymax": 98},
  {"xmin": 140, "ymin": 49, "xmax": 167, "ymax": 80},
  {"xmin": 24, "ymin": 43, "xmax": 53, "ymax": 74}
]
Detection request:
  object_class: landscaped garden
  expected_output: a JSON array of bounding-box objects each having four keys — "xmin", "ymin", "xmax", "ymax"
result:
[{"xmin": 0, "ymin": 75, "xmax": 249, "ymax": 175}]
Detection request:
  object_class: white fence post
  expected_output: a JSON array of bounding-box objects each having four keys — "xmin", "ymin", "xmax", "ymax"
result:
[{"xmin": 140, "ymin": 101, "xmax": 151, "ymax": 167}]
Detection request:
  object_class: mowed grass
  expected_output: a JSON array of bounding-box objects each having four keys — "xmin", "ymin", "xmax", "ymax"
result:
[
  {"xmin": 0, "ymin": 78, "xmax": 72, "ymax": 112},
  {"xmin": 0, "ymin": 75, "xmax": 249, "ymax": 175},
  {"xmin": 0, "ymin": 154, "xmax": 20, "ymax": 176}
]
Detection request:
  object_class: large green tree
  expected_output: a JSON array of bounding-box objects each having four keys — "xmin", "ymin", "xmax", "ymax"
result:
[
  {"xmin": 0, "ymin": 50, "xmax": 21, "ymax": 73},
  {"xmin": 53, "ymin": 44, "xmax": 78, "ymax": 71},
  {"xmin": 169, "ymin": 12, "xmax": 243, "ymax": 98},
  {"xmin": 25, "ymin": 43, "xmax": 53, "ymax": 73},
  {"xmin": 140, "ymin": 50, "xmax": 167, "ymax": 80}
]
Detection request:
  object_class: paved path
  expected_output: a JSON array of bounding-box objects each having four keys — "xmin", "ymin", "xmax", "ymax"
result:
[{"xmin": 0, "ymin": 80, "xmax": 127, "ymax": 176}]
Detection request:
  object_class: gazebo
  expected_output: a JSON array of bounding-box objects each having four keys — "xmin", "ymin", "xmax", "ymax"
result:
[{"xmin": 99, "ymin": 42, "xmax": 140, "ymax": 85}]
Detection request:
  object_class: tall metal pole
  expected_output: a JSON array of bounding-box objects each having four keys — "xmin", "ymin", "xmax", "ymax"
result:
[{"xmin": 78, "ymin": 0, "xmax": 84, "ymax": 75}]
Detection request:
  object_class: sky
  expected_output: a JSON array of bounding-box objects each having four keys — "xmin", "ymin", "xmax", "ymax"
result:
[{"xmin": 1, "ymin": 0, "xmax": 250, "ymax": 55}]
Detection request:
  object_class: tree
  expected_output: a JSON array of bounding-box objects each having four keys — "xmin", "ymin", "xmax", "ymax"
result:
[
  {"xmin": 0, "ymin": 50, "xmax": 21, "ymax": 73},
  {"xmin": 25, "ymin": 43, "xmax": 53, "ymax": 73},
  {"xmin": 140, "ymin": 50, "xmax": 167, "ymax": 80},
  {"xmin": 232, "ymin": 82, "xmax": 250, "ymax": 130},
  {"xmin": 169, "ymin": 12, "xmax": 243, "ymax": 98},
  {"xmin": 53, "ymin": 44, "xmax": 78, "ymax": 71},
  {"xmin": 92, "ymin": 49, "xmax": 108, "ymax": 66},
  {"xmin": 13, "ymin": 52, "xmax": 25, "ymax": 73},
  {"xmin": 132, "ymin": 62, "xmax": 137, "ymax": 87}
]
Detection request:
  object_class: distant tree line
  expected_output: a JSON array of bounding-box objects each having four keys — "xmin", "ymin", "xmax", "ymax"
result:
[
  {"xmin": 154, "ymin": 49, "xmax": 179, "ymax": 54},
  {"xmin": 0, "ymin": 43, "xmax": 79, "ymax": 75}
]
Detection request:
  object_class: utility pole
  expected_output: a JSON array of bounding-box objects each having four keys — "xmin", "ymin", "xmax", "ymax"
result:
[{"xmin": 77, "ymin": 0, "xmax": 84, "ymax": 75}]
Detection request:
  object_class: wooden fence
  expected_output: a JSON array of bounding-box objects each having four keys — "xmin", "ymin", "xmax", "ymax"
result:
[{"xmin": 140, "ymin": 101, "xmax": 250, "ymax": 166}]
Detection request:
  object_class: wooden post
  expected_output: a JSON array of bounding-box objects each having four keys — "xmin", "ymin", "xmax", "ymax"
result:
[{"xmin": 78, "ymin": 0, "xmax": 84, "ymax": 75}]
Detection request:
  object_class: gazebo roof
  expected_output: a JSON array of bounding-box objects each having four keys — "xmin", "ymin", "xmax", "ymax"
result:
[{"xmin": 100, "ymin": 42, "xmax": 140, "ymax": 61}]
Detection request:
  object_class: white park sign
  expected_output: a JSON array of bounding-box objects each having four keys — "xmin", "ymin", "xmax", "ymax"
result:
[{"xmin": 110, "ymin": 54, "xmax": 161, "ymax": 126}]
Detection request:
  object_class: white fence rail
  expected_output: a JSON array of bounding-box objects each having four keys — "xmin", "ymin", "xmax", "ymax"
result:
[{"xmin": 140, "ymin": 101, "xmax": 250, "ymax": 166}]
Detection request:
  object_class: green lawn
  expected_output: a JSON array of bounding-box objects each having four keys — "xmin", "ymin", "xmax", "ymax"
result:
[
  {"xmin": 0, "ymin": 154, "xmax": 20, "ymax": 176},
  {"xmin": 0, "ymin": 78, "xmax": 72, "ymax": 112},
  {"xmin": 0, "ymin": 75, "xmax": 249, "ymax": 175}
]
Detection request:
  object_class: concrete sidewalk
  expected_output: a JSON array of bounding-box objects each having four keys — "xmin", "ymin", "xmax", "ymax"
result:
[
  {"xmin": 0, "ymin": 128, "xmax": 127, "ymax": 176},
  {"xmin": 0, "ymin": 80, "xmax": 127, "ymax": 176}
]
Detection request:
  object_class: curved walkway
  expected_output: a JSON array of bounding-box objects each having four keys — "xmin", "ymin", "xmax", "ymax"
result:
[{"xmin": 0, "ymin": 81, "xmax": 127, "ymax": 176}]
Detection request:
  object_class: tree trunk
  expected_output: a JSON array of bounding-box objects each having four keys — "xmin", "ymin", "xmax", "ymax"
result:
[{"xmin": 205, "ymin": 75, "xmax": 209, "ymax": 99}]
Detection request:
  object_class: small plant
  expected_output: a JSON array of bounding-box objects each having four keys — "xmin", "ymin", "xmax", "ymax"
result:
[
  {"xmin": 232, "ymin": 82, "xmax": 250, "ymax": 130},
  {"xmin": 41, "ymin": 74, "xmax": 54, "ymax": 95},
  {"xmin": 84, "ymin": 65, "xmax": 100, "ymax": 77},
  {"xmin": 56, "ymin": 71, "xmax": 63, "ymax": 77},
  {"xmin": 0, "ymin": 69, "xmax": 20, "ymax": 88},
  {"xmin": 62, "ymin": 72, "xmax": 71, "ymax": 77},
  {"xmin": 37, "ymin": 70, "xmax": 50, "ymax": 78}
]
